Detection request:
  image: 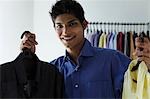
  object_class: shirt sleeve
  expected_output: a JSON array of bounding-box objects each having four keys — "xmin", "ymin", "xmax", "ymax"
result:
[{"xmin": 111, "ymin": 51, "xmax": 131, "ymax": 98}]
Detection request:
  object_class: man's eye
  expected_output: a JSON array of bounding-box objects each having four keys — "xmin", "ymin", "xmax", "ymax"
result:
[
  {"xmin": 69, "ymin": 22, "xmax": 77, "ymax": 27},
  {"xmin": 56, "ymin": 25, "xmax": 63, "ymax": 29}
]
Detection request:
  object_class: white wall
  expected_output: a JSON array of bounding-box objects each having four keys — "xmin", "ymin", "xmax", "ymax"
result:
[
  {"xmin": 0, "ymin": 0, "xmax": 149, "ymax": 64},
  {"xmin": 80, "ymin": 0, "xmax": 149, "ymax": 22},
  {"xmin": 0, "ymin": 0, "xmax": 33, "ymax": 64},
  {"xmin": 33, "ymin": 0, "xmax": 65, "ymax": 62}
]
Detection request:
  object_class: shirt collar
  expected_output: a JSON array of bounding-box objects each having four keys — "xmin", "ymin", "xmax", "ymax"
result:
[
  {"xmin": 64, "ymin": 38, "xmax": 94, "ymax": 61},
  {"xmin": 80, "ymin": 39, "xmax": 95, "ymax": 57}
]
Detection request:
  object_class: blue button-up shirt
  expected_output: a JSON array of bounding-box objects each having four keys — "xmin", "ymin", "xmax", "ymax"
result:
[{"xmin": 51, "ymin": 39, "xmax": 130, "ymax": 99}]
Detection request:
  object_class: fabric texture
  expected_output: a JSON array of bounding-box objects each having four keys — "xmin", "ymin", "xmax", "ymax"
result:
[
  {"xmin": 122, "ymin": 59, "xmax": 150, "ymax": 99},
  {"xmin": 0, "ymin": 52, "xmax": 64, "ymax": 98}
]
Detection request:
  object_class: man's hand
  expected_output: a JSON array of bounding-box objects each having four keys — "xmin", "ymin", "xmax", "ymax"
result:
[
  {"xmin": 134, "ymin": 37, "xmax": 150, "ymax": 70},
  {"xmin": 20, "ymin": 32, "xmax": 38, "ymax": 53}
]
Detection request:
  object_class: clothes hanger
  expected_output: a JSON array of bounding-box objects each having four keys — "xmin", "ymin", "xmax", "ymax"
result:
[
  {"xmin": 96, "ymin": 22, "xmax": 99, "ymax": 33},
  {"xmin": 93, "ymin": 22, "xmax": 96, "ymax": 33},
  {"xmin": 100, "ymin": 22, "xmax": 103, "ymax": 33}
]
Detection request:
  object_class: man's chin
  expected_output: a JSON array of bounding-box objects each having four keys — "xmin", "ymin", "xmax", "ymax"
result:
[
  {"xmin": 65, "ymin": 44, "xmax": 70, "ymax": 48},
  {"xmin": 64, "ymin": 43, "xmax": 73, "ymax": 49}
]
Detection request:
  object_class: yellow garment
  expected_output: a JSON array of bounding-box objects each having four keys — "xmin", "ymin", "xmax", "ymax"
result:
[
  {"xmin": 122, "ymin": 59, "xmax": 150, "ymax": 99},
  {"xmin": 98, "ymin": 32, "xmax": 106, "ymax": 48}
]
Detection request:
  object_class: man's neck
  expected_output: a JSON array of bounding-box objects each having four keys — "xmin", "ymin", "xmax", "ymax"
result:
[{"xmin": 66, "ymin": 39, "xmax": 85, "ymax": 64}]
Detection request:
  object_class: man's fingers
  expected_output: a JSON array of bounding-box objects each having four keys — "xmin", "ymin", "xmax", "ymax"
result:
[
  {"xmin": 23, "ymin": 40, "xmax": 34, "ymax": 47},
  {"xmin": 28, "ymin": 33, "xmax": 38, "ymax": 45},
  {"xmin": 23, "ymin": 32, "xmax": 38, "ymax": 45},
  {"xmin": 20, "ymin": 32, "xmax": 37, "ymax": 53},
  {"xmin": 28, "ymin": 37, "xmax": 38, "ymax": 45}
]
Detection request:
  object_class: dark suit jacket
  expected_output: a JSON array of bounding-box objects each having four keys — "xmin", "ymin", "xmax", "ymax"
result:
[{"xmin": 0, "ymin": 52, "xmax": 64, "ymax": 98}]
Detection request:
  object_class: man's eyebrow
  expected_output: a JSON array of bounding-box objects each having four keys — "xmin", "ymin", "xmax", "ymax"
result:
[
  {"xmin": 55, "ymin": 22, "xmax": 61, "ymax": 25},
  {"xmin": 55, "ymin": 19, "xmax": 78, "ymax": 25},
  {"xmin": 67, "ymin": 19, "xmax": 78, "ymax": 23}
]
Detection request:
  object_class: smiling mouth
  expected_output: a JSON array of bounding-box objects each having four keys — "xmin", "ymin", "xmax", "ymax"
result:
[{"xmin": 62, "ymin": 36, "xmax": 75, "ymax": 41}]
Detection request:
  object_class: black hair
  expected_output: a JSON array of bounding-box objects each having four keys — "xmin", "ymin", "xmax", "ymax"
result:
[{"xmin": 49, "ymin": 0, "xmax": 85, "ymax": 26}]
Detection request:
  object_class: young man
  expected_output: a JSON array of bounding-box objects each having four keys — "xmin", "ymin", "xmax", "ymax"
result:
[{"xmin": 20, "ymin": 0, "xmax": 150, "ymax": 98}]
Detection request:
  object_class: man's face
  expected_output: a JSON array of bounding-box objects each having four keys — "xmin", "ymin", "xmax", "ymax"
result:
[{"xmin": 54, "ymin": 14, "xmax": 85, "ymax": 49}]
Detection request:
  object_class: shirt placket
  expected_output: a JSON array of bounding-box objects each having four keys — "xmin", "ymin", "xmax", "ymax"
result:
[{"xmin": 72, "ymin": 64, "xmax": 80, "ymax": 98}]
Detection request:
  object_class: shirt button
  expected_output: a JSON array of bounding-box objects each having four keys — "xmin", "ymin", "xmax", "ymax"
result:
[
  {"xmin": 75, "ymin": 68, "xmax": 78, "ymax": 71},
  {"xmin": 75, "ymin": 84, "xmax": 79, "ymax": 88},
  {"xmin": 75, "ymin": 66, "xmax": 79, "ymax": 71}
]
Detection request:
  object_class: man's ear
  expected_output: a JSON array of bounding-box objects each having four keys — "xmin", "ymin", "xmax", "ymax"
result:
[{"xmin": 82, "ymin": 20, "xmax": 88, "ymax": 30}]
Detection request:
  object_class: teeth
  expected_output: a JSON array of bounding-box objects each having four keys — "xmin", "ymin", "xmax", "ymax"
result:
[{"xmin": 63, "ymin": 36, "xmax": 74, "ymax": 40}]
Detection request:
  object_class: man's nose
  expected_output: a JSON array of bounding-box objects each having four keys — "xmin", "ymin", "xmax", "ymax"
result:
[{"xmin": 62, "ymin": 26, "xmax": 70, "ymax": 35}]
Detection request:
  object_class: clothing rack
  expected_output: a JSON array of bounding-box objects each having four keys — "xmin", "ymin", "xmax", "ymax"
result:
[
  {"xmin": 85, "ymin": 22, "xmax": 150, "ymax": 59},
  {"xmin": 88, "ymin": 22, "xmax": 150, "ymax": 25},
  {"xmin": 86, "ymin": 22, "xmax": 150, "ymax": 34}
]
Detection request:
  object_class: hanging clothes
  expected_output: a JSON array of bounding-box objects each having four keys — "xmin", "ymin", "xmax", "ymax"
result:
[
  {"xmin": 85, "ymin": 32, "xmax": 94, "ymax": 46},
  {"xmin": 132, "ymin": 32, "xmax": 138, "ymax": 49},
  {"xmin": 98, "ymin": 32, "xmax": 107, "ymax": 48},
  {"xmin": 124, "ymin": 32, "xmax": 131, "ymax": 57},
  {"xmin": 85, "ymin": 22, "xmax": 150, "ymax": 58},
  {"xmin": 130, "ymin": 32, "xmax": 136, "ymax": 59},
  {"xmin": 106, "ymin": 32, "xmax": 112, "ymax": 48},
  {"xmin": 113, "ymin": 32, "xmax": 118, "ymax": 50},
  {"xmin": 93, "ymin": 30, "xmax": 103, "ymax": 47},
  {"xmin": 108, "ymin": 32, "xmax": 115, "ymax": 49},
  {"xmin": 117, "ymin": 32, "xmax": 125, "ymax": 53}
]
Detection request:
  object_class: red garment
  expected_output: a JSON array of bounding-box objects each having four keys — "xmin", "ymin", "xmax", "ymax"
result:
[{"xmin": 117, "ymin": 32, "xmax": 124, "ymax": 53}]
